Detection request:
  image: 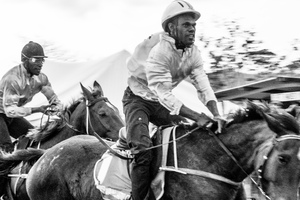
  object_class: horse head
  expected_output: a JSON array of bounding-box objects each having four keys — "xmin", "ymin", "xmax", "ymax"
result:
[
  {"xmin": 254, "ymin": 103, "xmax": 300, "ymax": 200},
  {"xmin": 69, "ymin": 81, "xmax": 124, "ymax": 141},
  {"xmin": 161, "ymin": 100, "xmax": 300, "ymax": 200}
]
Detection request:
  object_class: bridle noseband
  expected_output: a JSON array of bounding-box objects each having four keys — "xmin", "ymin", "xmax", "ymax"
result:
[{"xmin": 257, "ymin": 134, "xmax": 300, "ymax": 200}]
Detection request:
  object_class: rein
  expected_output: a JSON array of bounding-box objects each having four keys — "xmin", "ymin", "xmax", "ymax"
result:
[
  {"xmin": 159, "ymin": 126, "xmax": 241, "ymax": 187},
  {"xmin": 85, "ymin": 99, "xmax": 129, "ymax": 160},
  {"xmin": 206, "ymin": 128, "xmax": 271, "ymax": 199},
  {"xmin": 256, "ymin": 134, "xmax": 300, "ymax": 199},
  {"xmin": 86, "ymin": 97, "xmax": 120, "ymax": 137},
  {"xmin": 147, "ymin": 125, "xmax": 270, "ymax": 198},
  {"xmin": 149, "ymin": 126, "xmax": 242, "ymax": 187},
  {"xmin": 7, "ymin": 97, "xmax": 121, "ymax": 190}
]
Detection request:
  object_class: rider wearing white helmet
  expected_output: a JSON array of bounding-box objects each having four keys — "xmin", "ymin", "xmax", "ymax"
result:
[
  {"xmin": 123, "ymin": 1, "xmax": 224, "ymax": 199},
  {"xmin": 161, "ymin": 0, "xmax": 200, "ymax": 47}
]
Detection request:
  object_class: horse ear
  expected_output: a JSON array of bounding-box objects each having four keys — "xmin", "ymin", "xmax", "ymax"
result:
[
  {"xmin": 286, "ymin": 104, "xmax": 300, "ymax": 124},
  {"xmin": 248, "ymin": 101, "xmax": 300, "ymax": 136},
  {"xmin": 93, "ymin": 81, "xmax": 104, "ymax": 97},
  {"xmin": 80, "ymin": 83, "xmax": 94, "ymax": 101},
  {"xmin": 261, "ymin": 112, "xmax": 287, "ymax": 136},
  {"xmin": 262, "ymin": 110, "xmax": 300, "ymax": 137}
]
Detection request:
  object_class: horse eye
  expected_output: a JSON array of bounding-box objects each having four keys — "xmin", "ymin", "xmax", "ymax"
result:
[
  {"xmin": 278, "ymin": 155, "xmax": 290, "ymax": 165},
  {"xmin": 98, "ymin": 111, "xmax": 106, "ymax": 116}
]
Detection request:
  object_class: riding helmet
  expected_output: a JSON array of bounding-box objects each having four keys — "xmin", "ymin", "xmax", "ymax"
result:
[
  {"xmin": 21, "ymin": 41, "xmax": 48, "ymax": 61},
  {"xmin": 161, "ymin": 0, "xmax": 201, "ymax": 32}
]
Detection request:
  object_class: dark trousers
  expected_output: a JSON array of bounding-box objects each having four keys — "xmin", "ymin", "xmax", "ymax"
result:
[
  {"xmin": 122, "ymin": 87, "xmax": 183, "ymax": 200},
  {"xmin": 0, "ymin": 113, "xmax": 33, "ymax": 151}
]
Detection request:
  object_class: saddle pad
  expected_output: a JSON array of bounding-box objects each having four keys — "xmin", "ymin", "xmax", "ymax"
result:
[
  {"xmin": 150, "ymin": 126, "xmax": 173, "ymax": 200},
  {"xmin": 93, "ymin": 126, "xmax": 174, "ymax": 200},
  {"xmin": 94, "ymin": 152, "xmax": 132, "ymax": 200}
]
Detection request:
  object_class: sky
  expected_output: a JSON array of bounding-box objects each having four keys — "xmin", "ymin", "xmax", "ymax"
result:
[
  {"xmin": 1, "ymin": 0, "xmax": 299, "ymax": 70},
  {"xmin": 0, "ymin": 0, "xmax": 299, "ymax": 124}
]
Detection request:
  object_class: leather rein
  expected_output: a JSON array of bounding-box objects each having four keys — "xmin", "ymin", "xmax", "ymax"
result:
[
  {"xmin": 85, "ymin": 99, "xmax": 129, "ymax": 159},
  {"xmin": 149, "ymin": 126, "xmax": 272, "ymax": 199}
]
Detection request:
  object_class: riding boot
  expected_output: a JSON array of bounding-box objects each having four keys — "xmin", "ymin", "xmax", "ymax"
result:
[{"xmin": 131, "ymin": 151, "xmax": 152, "ymax": 200}]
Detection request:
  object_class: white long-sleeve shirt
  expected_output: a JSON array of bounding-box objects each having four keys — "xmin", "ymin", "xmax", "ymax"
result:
[
  {"xmin": 127, "ymin": 32, "xmax": 217, "ymax": 115},
  {"xmin": 0, "ymin": 64, "xmax": 63, "ymax": 117}
]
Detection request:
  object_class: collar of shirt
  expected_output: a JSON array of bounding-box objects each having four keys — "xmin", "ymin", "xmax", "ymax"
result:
[{"xmin": 160, "ymin": 33, "xmax": 193, "ymax": 57}]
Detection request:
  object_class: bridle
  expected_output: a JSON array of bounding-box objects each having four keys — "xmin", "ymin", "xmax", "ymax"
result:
[
  {"xmin": 66, "ymin": 96, "xmax": 119, "ymax": 136},
  {"xmin": 85, "ymin": 99, "xmax": 129, "ymax": 159},
  {"xmin": 85, "ymin": 97, "xmax": 111, "ymax": 135},
  {"xmin": 6, "ymin": 96, "xmax": 122, "ymax": 198},
  {"xmin": 256, "ymin": 134, "xmax": 300, "ymax": 200},
  {"xmin": 148, "ymin": 125, "xmax": 272, "ymax": 199}
]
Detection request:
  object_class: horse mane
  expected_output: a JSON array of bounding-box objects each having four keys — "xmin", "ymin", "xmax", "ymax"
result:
[
  {"xmin": 226, "ymin": 100, "xmax": 300, "ymax": 135},
  {"xmin": 25, "ymin": 98, "xmax": 84, "ymax": 143},
  {"xmin": 26, "ymin": 118, "xmax": 66, "ymax": 142},
  {"xmin": 67, "ymin": 98, "xmax": 83, "ymax": 115}
]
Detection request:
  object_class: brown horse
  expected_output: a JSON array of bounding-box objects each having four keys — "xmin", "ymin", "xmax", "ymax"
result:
[
  {"xmin": 0, "ymin": 81, "xmax": 124, "ymax": 200},
  {"xmin": 2, "ymin": 101, "xmax": 300, "ymax": 200}
]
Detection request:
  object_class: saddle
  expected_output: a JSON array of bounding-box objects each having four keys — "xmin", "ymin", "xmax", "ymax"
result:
[
  {"xmin": 6, "ymin": 118, "xmax": 65, "ymax": 198},
  {"xmin": 93, "ymin": 125, "xmax": 174, "ymax": 200}
]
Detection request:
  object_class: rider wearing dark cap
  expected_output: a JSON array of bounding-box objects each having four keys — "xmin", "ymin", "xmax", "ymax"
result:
[{"xmin": 0, "ymin": 41, "xmax": 63, "ymax": 152}]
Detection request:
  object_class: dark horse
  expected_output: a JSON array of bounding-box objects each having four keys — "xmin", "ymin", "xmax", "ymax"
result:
[
  {"xmin": 2, "ymin": 101, "xmax": 300, "ymax": 200},
  {"xmin": 255, "ymin": 104, "xmax": 300, "ymax": 200},
  {"xmin": 0, "ymin": 81, "xmax": 124, "ymax": 200}
]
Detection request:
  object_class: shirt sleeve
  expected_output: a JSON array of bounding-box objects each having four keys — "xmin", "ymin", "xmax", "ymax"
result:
[
  {"xmin": 2, "ymin": 78, "xmax": 32, "ymax": 117},
  {"xmin": 146, "ymin": 48, "xmax": 183, "ymax": 115},
  {"xmin": 189, "ymin": 49, "xmax": 217, "ymax": 105},
  {"xmin": 40, "ymin": 75, "xmax": 63, "ymax": 111}
]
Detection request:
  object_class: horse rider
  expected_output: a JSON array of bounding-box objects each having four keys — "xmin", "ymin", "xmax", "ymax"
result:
[
  {"xmin": 0, "ymin": 41, "xmax": 63, "ymax": 153},
  {"xmin": 122, "ymin": 1, "xmax": 225, "ymax": 199}
]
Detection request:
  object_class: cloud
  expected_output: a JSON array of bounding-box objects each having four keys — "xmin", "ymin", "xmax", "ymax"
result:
[{"xmin": 0, "ymin": 0, "xmax": 299, "ymax": 66}]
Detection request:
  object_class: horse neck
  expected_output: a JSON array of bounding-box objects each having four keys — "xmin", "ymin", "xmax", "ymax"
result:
[
  {"xmin": 69, "ymin": 102, "xmax": 87, "ymax": 132},
  {"xmin": 36, "ymin": 122, "xmax": 83, "ymax": 149},
  {"xmin": 221, "ymin": 120, "xmax": 276, "ymax": 181},
  {"xmin": 172, "ymin": 120, "xmax": 276, "ymax": 183}
]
